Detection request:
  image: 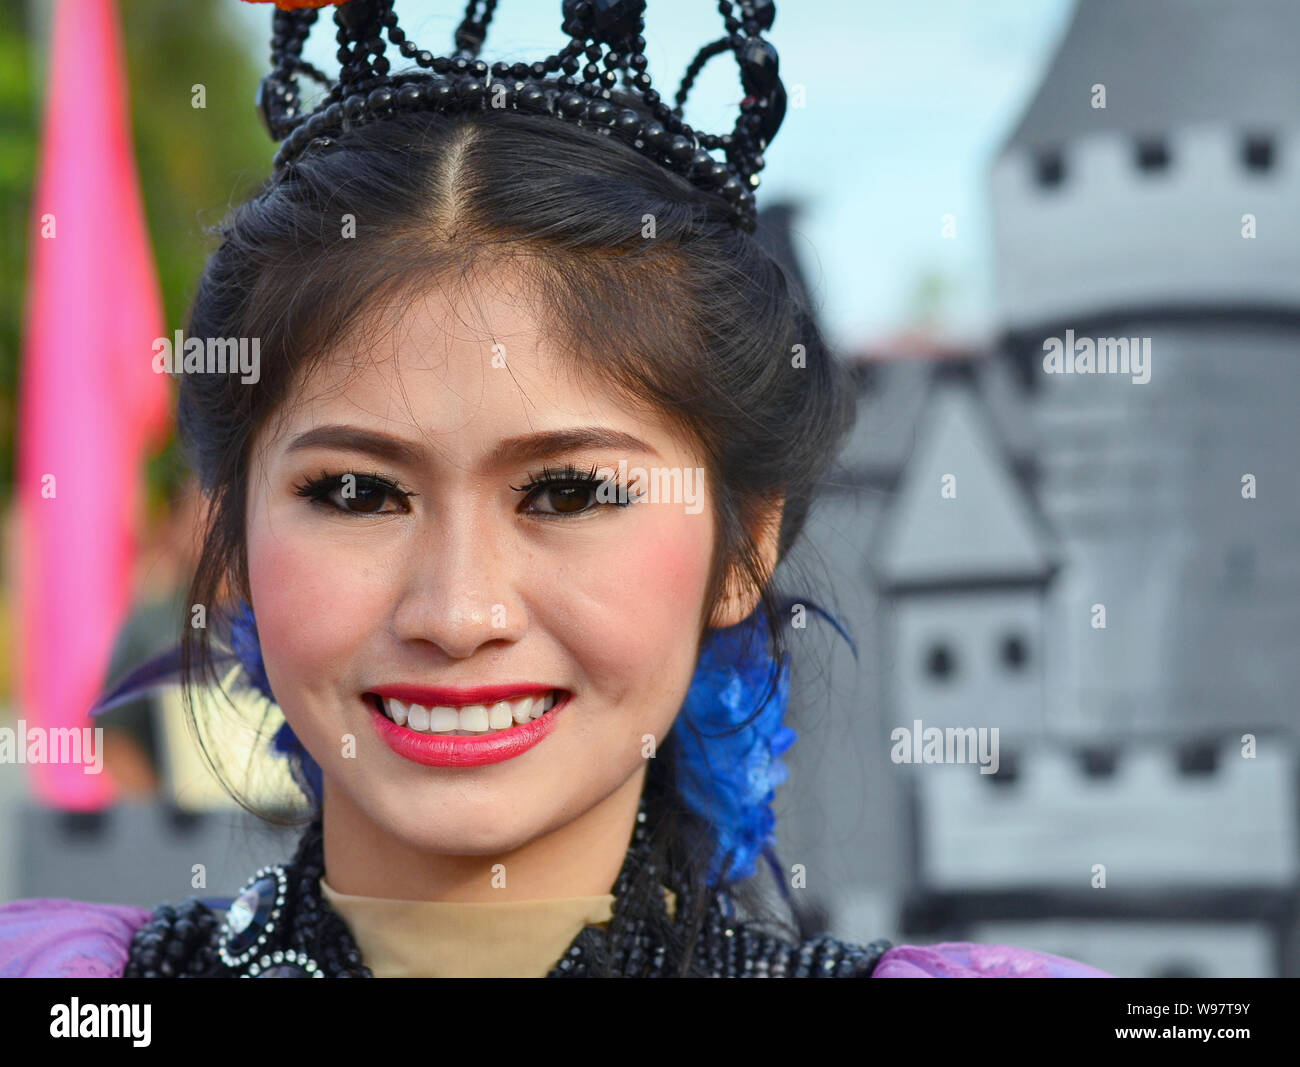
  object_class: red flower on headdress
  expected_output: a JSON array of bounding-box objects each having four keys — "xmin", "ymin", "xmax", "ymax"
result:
[{"xmin": 239, "ymin": 1, "xmax": 348, "ymax": 10}]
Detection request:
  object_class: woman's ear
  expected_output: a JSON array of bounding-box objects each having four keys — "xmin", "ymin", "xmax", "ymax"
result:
[{"xmin": 709, "ymin": 493, "xmax": 785, "ymax": 630}]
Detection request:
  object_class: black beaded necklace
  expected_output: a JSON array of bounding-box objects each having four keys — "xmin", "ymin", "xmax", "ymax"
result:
[{"xmin": 124, "ymin": 796, "xmax": 891, "ymax": 978}]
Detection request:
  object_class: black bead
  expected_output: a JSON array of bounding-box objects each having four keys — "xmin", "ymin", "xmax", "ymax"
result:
[
  {"xmin": 668, "ymin": 135, "xmax": 694, "ymax": 164},
  {"xmin": 738, "ymin": 37, "xmax": 779, "ymax": 95},
  {"xmin": 518, "ymin": 85, "xmax": 549, "ymax": 113},
  {"xmin": 336, "ymin": 0, "xmax": 377, "ymax": 32},
  {"xmin": 705, "ymin": 160, "xmax": 730, "ymax": 185},
  {"xmin": 642, "ymin": 121, "xmax": 668, "ymax": 150},
  {"xmin": 557, "ymin": 90, "xmax": 586, "ymax": 117},
  {"xmin": 284, "ymin": 124, "xmax": 311, "ymax": 156},
  {"xmin": 365, "ymin": 87, "xmax": 395, "ymax": 116},
  {"xmin": 614, "ymin": 108, "xmax": 640, "ymax": 136},
  {"xmin": 455, "ymin": 20, "xmax": 486, "ymax": 55},
  {"xmin": 430, "ymin": 80, "xmax": 455, "ymax": 107},
  {"xmin": 751, "ymin": 0, "xmax": 776, "ymax": 32}
]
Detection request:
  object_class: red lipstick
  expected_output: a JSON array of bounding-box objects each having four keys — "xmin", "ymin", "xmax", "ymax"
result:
[{"xmin": 366, "ymin": 689, "xmax": 568, "ymax": 768}]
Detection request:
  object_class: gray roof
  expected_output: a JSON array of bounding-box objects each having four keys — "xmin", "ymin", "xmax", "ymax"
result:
[
  {"xmin": 868, "ymin": 381, "xmax": 1057, "ymax": 587},
  {"xmin": 1003, "ymin": 0, "xmax": 1300, "ymax": 154}
]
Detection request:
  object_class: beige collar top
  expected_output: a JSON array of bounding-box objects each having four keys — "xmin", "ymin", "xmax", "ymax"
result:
[{"xmin": 320, "ymin": 878, "xmax": 677, "ymax": 978}]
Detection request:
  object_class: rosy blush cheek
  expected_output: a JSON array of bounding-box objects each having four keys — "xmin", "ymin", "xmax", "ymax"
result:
[
  {"xmin": 246, "ymin": 529, "xmax": 385, "ymax": 697},
  {"xmin": 562, "ymin": 511, "xmax": 714, "ymax": 682}
]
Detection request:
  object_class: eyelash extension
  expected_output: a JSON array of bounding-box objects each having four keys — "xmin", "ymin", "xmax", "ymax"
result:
[
  {"xmin": 292, "ymin": 470, "xmax": 415, "ymax": 512},
  {"xmin": 509, "ymin": 462, "xmax": 633, "ymax": 511}
]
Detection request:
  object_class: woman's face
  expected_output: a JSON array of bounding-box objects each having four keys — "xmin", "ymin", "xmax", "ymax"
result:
[{"xmin": 245, "ymin": 269, "xmax": 737, "ymax": 861}]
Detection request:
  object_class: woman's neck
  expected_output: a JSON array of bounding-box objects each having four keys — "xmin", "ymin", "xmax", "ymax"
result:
[{"xmin": 319, "ymin": 767, "xmax": 647, "ymax": 903}]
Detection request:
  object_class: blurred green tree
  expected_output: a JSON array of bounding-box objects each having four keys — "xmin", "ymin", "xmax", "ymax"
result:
[{"xmin": 1, "ymin": 0, "xmax": 269, "ymax": 510}]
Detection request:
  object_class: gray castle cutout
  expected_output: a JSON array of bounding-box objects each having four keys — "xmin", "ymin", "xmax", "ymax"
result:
[{"xmin": 776, "ymin": 0, "xmax": 1300, "ymax": 978}]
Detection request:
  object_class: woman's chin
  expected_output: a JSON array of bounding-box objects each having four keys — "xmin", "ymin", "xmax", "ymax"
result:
[{"xmin": 367, "ymin": 799, "xmax": 547, "ymax": 858}]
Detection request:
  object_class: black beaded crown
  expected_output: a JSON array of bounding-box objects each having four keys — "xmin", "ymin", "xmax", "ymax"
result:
[{"xmin": 256, "ymin": 0, "xmax": 787, "ymax": 232}]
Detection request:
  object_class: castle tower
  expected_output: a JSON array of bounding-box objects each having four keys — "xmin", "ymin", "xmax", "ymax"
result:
[{"xmin": 989, "ymin": 0, "xmax": 1300, "ymax": 738}]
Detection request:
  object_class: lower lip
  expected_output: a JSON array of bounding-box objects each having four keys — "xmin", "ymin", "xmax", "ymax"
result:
[{"xmin": 367, "ymin": 694, "xmax": 567, "ymax": 767}]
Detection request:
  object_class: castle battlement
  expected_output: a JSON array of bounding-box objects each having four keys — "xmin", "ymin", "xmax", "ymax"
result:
[
  {"xmin": 914, "ymin": 736, "xmax": 1297, "ymax": 890},
  {"xmin": 992, "ymin": 123, "xmax": 1300, "ymax": 331}
]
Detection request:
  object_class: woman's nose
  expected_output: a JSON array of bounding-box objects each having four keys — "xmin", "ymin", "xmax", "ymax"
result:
[{"xmin": 389, "ymin": 502, "xmax": 527, "ymax": 659}]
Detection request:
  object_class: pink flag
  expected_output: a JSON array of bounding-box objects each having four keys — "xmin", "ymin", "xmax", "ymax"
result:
[{"xmin": 17, "ymin": 0, "xmax": 170, "ymax": 809}]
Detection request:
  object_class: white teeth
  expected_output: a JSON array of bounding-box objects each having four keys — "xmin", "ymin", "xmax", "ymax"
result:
[
  {"xmin": 428, "ymin": 706, "xmax": 459, "ymax": 731},
  {"xmin": 378, "ymin": 691, "xmax": 562, "ymax": 734},
  {"xmin": 460, "ymin": 704, "xmax": 490, "ymax": 732}
]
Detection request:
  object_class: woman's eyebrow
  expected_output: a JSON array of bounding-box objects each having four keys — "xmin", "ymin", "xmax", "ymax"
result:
[
  {"xmin": 285, "ymin": 425, "xmax": 426, "ymax": 467},
  {"xmin": 484, "ymin": 427, "xmax": 661, "ymax": 468},
  {"xmin": 284, "ymin": 424, "xmax": 661, "ymax": 469}
]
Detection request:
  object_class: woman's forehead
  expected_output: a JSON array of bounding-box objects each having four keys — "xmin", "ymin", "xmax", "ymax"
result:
[{"xmin": 257, "ymin": 266, "xmax": 704, "ymax": 463}]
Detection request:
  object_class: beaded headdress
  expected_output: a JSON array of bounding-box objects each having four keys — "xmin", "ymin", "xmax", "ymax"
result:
[{"xmin": 244, "ymin": 0, "xmax": 787, "ymax": 231}]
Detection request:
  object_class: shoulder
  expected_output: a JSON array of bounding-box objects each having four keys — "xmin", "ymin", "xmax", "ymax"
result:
[
  {"xmin": 0, "ymin": 897, "xmax": 153, "ymax": 978},
  {"xmin": 870, "ymin": 940, "xmax": 1112, "ymax": 978}
]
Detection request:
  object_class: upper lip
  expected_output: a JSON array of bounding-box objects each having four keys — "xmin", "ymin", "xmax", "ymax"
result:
[{"xmin": 368, "ymin": 683, "xmax": 563, "ymax": 707}]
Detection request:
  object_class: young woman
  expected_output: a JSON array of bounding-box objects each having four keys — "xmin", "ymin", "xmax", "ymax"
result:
[{"xmin": 0, "ymin": 0, "xmax": 1108, "ymax": 978}]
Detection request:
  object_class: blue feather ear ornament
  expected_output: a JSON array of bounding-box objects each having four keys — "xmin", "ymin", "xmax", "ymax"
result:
[{"xmin": 674, "ymin": 595, "xmax": 856, "ymax": 892}]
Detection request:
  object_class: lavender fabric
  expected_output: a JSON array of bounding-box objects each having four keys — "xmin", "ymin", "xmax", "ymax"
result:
[
  {"xmin": 871, "ymin": 941, "xmax": 1112, "ymax": 978},
  {"xmin": 0, "ymin": 898, "xmax": 151, "ymax": 978},
  {"xmin": 0, "ymin": 898, "xmax": 1110, "ymax": 977}
]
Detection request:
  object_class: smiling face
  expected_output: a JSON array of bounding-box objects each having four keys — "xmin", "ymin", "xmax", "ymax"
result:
[{"xmin": 243, "ymin": 264, "xmax": 746, "ymax": 893}]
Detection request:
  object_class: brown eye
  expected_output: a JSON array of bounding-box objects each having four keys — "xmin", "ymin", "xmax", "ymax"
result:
[
  {"xmin": 511, "ymin": 463, "xmax": 629, "ymax": 517},
  {"xmin": 531, "ymin": 484, "xmax": 595, "ymax": 515},
  {"xmin": 340, "ymin": 478, "xmax": 390, "ymax": 513},
  {"xmin": 297, "ymin": 472, "xmax": 411, "ymax": 515}
]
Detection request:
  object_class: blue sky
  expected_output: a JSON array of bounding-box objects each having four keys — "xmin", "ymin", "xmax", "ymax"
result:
[{"xmin": 228, "ymin": 0, "xmax": 1075, "ymax": 352}]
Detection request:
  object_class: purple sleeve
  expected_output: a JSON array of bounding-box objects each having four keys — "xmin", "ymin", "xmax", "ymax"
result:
[
  {"xmin": 871, "ymin": 941, "xmax": 1112, "ymax": 978},
  {"xmin": 0, "ymin": 898, "xmax": 152, "ymax": 978}
]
